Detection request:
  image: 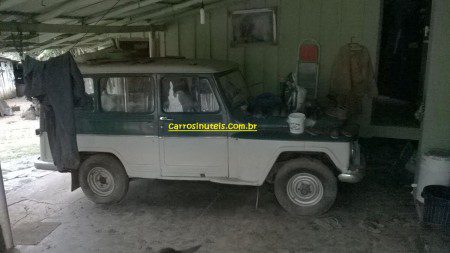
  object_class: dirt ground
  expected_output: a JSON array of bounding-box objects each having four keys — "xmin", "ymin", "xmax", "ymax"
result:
[
  {"xmin": 3, "ymin": 169, "xmax": 449, "ymax": 253},
  {"xmin": 0, "ymin": 97, "xmax": 53, "ymax": 193},
  {"xmin": 1, "ymin": 97, "xmax": 449, "ymax": 253}
]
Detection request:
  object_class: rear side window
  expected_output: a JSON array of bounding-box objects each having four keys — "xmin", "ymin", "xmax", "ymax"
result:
[
  {"xmin": 79, "ymin": 77, "xmax": 95, "ymax": 109},
  {"xmin": 83, "ymin": 78, "xmax": 95, "ymax": 95},
  {"xmin": 100, "ymin": 77, "xmax": 155, "ymax": 113}
]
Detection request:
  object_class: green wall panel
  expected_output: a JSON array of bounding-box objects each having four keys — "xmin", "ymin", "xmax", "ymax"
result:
[
  {"xmin": 165, "ymin": 22, "xmax": 179, "ymax": 56},
  {"xmin": 298, "ymin": 0, "xmax": 322, "ymax": 42},
  {"xmin": 277, "ymin": 0, "xmax": 301, "ymax": 84},
  {"xmin": 210, "ymin": 8, "xmax": 228, "ymax": 60},
  {"xmin": 318, "ymin": 0, "xmax": 341, "ymax": 97},
  {"xmin": 164, "ymin": 0, "xmax": 381, "ymax": 98},
  {"xmin": 179, "ymin": 17, "xmax": 196, "ymax": 59},
  {"xmin": 195, "ymin": 12, "xmax": 211, "ymax": 59}
]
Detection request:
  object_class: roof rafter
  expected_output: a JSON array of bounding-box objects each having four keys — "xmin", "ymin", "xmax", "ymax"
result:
[
  {"xmin": 35, "ymin": 0, "xmax": 205, "ymax": 53},
  {"xmin": 93, "ymin": 0, "xmax": 163, "ymax": 21},
  {"xmin": 61, "ymin": 0, "xmax": 238, "ymax": 51},
  {"xmin": 0, "ymin": 22, "xmax": 165, "ymax": 33},
  {"xmin": 35, "ymin": 0, "xmax": 103, "ymax": 22},
  {"xmin": 16, "ymin": 0, "xmax": 163, "ymax": 52}
]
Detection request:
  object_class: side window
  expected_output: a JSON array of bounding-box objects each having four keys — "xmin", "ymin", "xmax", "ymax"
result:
[
  {"xmin": 100, "ymin": 76, "xmax": 154, "ymax": 113},
  {"xmin": 161, "ymin": 76, "xmax": 219, "ymax": 113},
  {"xmin": 83, "ymin": 78, "xmax": 95, "ymax": 95},
  {"xmin": 80, "ymin": 77, "xmax": 94, "ymax": 109}
]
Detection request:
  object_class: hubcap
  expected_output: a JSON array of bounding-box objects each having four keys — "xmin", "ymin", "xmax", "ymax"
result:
[
  {"xmin": 87, "ymin": 167, "xmax": 115, "ymax": 197},
  {"xmin": 286, "ymin": 173, "xmax": 323, "ymax": 206}
]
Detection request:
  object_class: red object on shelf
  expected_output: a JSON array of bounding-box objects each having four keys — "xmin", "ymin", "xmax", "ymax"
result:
[{"xmin": 300, "ymin": 44, "xmax": 319, "ymax": 62}]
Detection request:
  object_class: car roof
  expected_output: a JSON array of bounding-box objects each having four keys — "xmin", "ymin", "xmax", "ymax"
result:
[{"xmin": 78, "ymin": 58, "xmax": 239, "ymax": 75}]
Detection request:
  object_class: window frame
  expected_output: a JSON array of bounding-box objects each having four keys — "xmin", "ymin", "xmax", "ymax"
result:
[
  {"xmin": 78, "ymin": 75, "xmax": 97, "ymax": 112},
  {"xmin": 158, "ymin": 73, "xmax": 223, "ymax": 115},
  {"xmin": 96, "ymin": 74, "xmax": 157, "ymax": 115}
]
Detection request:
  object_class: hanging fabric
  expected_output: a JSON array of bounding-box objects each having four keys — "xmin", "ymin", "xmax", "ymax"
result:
[
  {"xmin": 329, "ymin": 43, "xmax": 378, "ymax": 115},
  {"xmin": 23, "ymin": 52, "xmax": 91, "ymax": 172}
]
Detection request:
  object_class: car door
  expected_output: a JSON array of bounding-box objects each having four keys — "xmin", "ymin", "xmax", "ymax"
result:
[
  {"xmin": 76, "ymin": 75, "xmax": 160, "ymax": 178},
  {"xmin": 157, "ymin": 74, "xmax": 229, "ymax": 178}
]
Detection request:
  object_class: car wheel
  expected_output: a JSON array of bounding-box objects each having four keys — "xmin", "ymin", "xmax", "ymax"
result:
[
  {"xmin": 79, "ymin": 154, "xmax": 129, "ymax": 204},
  {"xmin": 274, "ymin": 158, "xmax": 337, "ymax": 216}
]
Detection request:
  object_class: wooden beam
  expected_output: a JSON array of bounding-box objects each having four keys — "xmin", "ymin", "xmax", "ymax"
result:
[{"xmin": 0, "ymin": 22, "xmax": 165, "ymax": 33}]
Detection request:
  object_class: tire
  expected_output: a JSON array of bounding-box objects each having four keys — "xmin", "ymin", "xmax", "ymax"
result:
[
  {"xmin": 274, "ymin": 158, "xmax": 337, "ymax": 216},
  {"xmin": 79, "ymin": 154, "xmax": 129, "ymax": 204}
]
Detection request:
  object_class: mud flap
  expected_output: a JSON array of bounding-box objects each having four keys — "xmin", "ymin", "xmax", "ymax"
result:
[{"xmin": 71, "ymin": 170, "xmax": 80, "ymax": 191}]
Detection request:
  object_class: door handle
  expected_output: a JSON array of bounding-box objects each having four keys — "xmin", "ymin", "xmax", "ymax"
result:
[{"xmin": 159, "ymin": 116, "xmax": 173, "ymax": 121}]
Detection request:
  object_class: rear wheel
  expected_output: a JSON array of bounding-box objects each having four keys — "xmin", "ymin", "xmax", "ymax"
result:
[
  {"xmin": 274, "ymin": 158, "xmax": 337, "ymax": 216},
  {"xmin": 79, "ymin": 154, "xmax": 129, "ymax": 204}
]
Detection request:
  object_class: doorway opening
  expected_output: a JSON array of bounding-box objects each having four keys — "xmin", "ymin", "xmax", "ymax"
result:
[{"xmin": 372, "ymin": 0, "xmax": 432, "ymax": 128}]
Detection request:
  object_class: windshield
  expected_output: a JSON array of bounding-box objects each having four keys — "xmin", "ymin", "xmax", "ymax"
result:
[{"xmin": 217, "ymin": 70, "xmax": 250, "ymax": 110}]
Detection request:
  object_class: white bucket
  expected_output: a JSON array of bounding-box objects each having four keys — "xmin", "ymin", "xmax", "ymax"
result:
[
  {"xmin": 414, "ymin": 150, "xmax": 450, "ymax": 203},
  {"xmin": 287, "ymin": 113, "xmax": 306, "ymax": 134}
]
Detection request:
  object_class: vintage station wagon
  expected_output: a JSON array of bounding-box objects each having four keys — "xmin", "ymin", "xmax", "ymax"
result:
[{"xmin": 35, "ymin": 58, "xmax": 364, "ymax": 215}]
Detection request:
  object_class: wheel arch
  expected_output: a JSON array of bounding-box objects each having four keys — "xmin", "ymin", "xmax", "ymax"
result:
[
  {"xmin": 265, "ymin": 151, "xmax": 340, "ymax": 184},
  {"xmin": 71, "ymin": 152, "xmax": 126, "ymax": 191}
]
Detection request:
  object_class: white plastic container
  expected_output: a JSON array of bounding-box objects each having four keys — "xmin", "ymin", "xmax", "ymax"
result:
[
  {"xmin": 287, "ymin": 113, "xmax": 306, "ymax": 134},
  {"xmin": 414, "ymin": 150, "xmax": 450, "ymax": 203}
]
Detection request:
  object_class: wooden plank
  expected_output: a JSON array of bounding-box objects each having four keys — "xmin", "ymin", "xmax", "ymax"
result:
[
  {"xmin": 263, "ymin": 45, "xmax": 279, "ymax": 94},
  {"xmin": 195, "ymin": 11, "xmax": 211, "ymax": 59},
  {"xmin": 263, "ymin": 0, "xmax": 280, "ymax": 94},
  {"xmin": 242, "ymin": 0, "xmax": 267, "ymax": 93},
  {"xmin": 318, "ymin": 0, "xmax": 342, "ymax": 97},
  {"xmin": 179, "ymin": 17, "xmax": 196, "ymax": 58},
  {"xmin": 244, "ymin": 46, "xmax": 264, "ymax": 88},
  {"xmin": 277, "ymin": 0, "xmax": 300, "ymax": 81},
  {"xmin": 227, "ymin": 1, "xmax": 247, "ymax": 72},
  {"xmin": 340, "ymin": 0, "xmax": 364, "ymax": 46},
  {"xmin": 165, "ymin": 22, "xmax": 179, "ymax": 56},
  {"xmin": 209, "ymin": 8, "xmax": 228, "ymax": 60},
  {"xmin": 298, "ymin": 0, "xmax": 322, "ymax": 41},
  {"xmin": 362, "ymin": 0, "xmax": 381, "ymax": 73}
]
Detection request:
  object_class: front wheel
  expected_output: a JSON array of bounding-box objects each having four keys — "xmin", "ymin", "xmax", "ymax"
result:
[
  {"xmin": 79, "ymin": 154, "xmax": 129, "ymax": 204},
  {"xmin": 274, "ymin": 158, "xmax": 337, "ymax": 216}
]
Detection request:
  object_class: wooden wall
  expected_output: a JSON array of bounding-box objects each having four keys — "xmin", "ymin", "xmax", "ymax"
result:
[{"xmin": 163, "ymin": 0, "xmax": 381, "ymax": 97}]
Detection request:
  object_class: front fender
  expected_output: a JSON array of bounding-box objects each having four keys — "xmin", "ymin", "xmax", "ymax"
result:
[{"xmin": 259, "ymin": 142, "xmax": 350, "ymax": 185}]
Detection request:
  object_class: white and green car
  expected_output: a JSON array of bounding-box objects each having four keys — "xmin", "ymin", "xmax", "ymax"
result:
[{"xmin": 35, "ymin": 58, "xmax": 364, "ymax": 215}]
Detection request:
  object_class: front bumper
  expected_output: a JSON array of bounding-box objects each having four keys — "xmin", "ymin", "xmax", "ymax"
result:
[
  {"xmin": 338, "ymin": 158, "xmax": 366, "ymax": 183},
  {"xmin": 34, "ymin": 158, "xmax": 57, "ymax": 171},
  {"xmin": 338, "ymin": 142, "xmax": 366, "ymax": 183}
]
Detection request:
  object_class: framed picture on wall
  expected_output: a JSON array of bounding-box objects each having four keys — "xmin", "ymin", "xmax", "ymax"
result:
[{"xmin": 230, "ymin": 8, "xmax": 277, "ymax": 46}]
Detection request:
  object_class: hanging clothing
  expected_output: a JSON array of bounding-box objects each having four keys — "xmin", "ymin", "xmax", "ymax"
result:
[
  {"xmin": 23, "ymin": 53, "xmax": 90, "ymax": 172},
  {"xmin": 329, "ymin": 44, "xmax": 378, "ymax": 115}
]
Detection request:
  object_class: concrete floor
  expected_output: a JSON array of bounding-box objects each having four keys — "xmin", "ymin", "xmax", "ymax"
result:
[{"xmin": 4, "ymin": 169, "xmax": 449, "ymax": 253}]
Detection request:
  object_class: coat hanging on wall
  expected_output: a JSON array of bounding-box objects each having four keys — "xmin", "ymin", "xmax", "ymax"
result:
[{"xmin": 329, "ymin": 42, "xmax": 378, "ymax": 116}]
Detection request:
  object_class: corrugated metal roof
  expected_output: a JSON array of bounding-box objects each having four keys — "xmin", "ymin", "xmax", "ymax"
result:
[{"xmin": 0, "ymin": 0, "xmax": 225, "ymax": 55}]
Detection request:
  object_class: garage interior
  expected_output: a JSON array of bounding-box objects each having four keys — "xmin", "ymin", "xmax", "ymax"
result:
[{"xmin": 1, "ymin": 0, "xmax": 449, "ymax": 252}]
